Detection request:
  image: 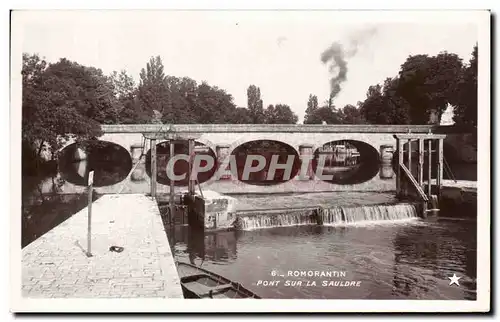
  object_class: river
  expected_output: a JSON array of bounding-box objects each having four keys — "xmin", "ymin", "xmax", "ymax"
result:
[
  {"xmin": 167, "ymin": 218, "xmax": 476, "ymax": 300},
  {"xmin": 21, "ymin": 146, "xmax": 477, "ymax": 300}
]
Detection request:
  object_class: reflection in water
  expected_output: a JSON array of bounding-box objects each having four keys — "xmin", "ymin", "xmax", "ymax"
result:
[
  {"xmin": 145, "ymin": 141, "xmax": 217, "ymax": 186},
  {"xmin": 230, "ymin": 140, "xmax": 301, "ymax": 185},
  {"xmin": 380, "ymin": 145, "xmax": 394, "ymax": 179},
  {"xmin": 168, "ymin": 225, "xmax": 238, "ymax": 264},
  {"xmin": 319, "ymin": 142, "xmax": 360, "ymax": 166},
  {"xmin": 21, "ymin": 175, "xmax": 100, "ymax": 248},
  {"xmin": 24, "ymin": 139, "xmax": 132, "ymax": 247},
  {"xmin": 169, "ymin": 220, "xmax": 476, "ymax": 300},
  {"xmin": 312, "ymin": 140, "xmax": 380, "ymax": 185},
  {"xmin": 380, "ymin": 165, "xmax": 394, "ymax": 180},
  {"xmin": 130, "ymin": 163, "xmax": 147, "ymax": 182},
  {"xmin": 58, "ymin": 140, "xmax": 132, "ymax": 187}
]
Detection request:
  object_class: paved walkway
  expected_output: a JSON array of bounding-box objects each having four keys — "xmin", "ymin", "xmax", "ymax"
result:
[{"xmin": 22, "ymin": 194, "xmax": 183, "ymax": 298}]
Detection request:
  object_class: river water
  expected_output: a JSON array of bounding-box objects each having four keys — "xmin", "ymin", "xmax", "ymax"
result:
[
  {"xmin": 21, "ymin": 143, "xmax": 477, "ymax": 300},
  {"xmin": 22, "ymin": 171, "xmax": 477, "ymax": 300},
  {"xmin": 168, "ymin": 218, "xmax": 476, "ymax": 300}
]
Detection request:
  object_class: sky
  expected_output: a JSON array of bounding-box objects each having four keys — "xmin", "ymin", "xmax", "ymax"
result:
[{"xmin": 15, "ymin": 10, "xmax": 480, "ymax": 123}]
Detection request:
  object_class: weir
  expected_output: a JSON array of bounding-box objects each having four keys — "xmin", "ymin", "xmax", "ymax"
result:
[{"xmin": 234, "ymin": 203, "xmax": 418, "ymax": 230}]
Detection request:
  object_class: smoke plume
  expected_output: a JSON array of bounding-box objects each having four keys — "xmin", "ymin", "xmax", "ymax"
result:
[{"xmin": 321, "ymin": 27, "xmax": 377, "ymax": 106}]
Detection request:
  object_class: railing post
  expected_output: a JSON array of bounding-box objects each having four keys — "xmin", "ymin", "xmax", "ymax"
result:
[
  {"xmin": 418, "ymin": 138, "xmax": 424, "ymax": 187},
  {"xmin": 169, "ymin": 140, "xmax": 175, "ymax": 224},
  {"xmin": 437, "ymin": 138, "xmax": 444, "ymax": 200},
  {"xmin": 421, "ymin": 201, "xmax": 428, "ymax": 219},
  {"xmin": 407, "ymin": 139, "xmax": 412, "ymax": 177},
  {"xmin": 151, "ymin": 138, "xmax": 157, "ymax": 198},
  {"xmin": 397, "ymin": 138, "xmax": 403, "ymax": 197},
  {"xmin": 427, "ymin": 139, "xmax": 432, "ymax": 197},
  {"xmin": 188, "ymin": 139, "xmax": 195, "ymax": 196}
]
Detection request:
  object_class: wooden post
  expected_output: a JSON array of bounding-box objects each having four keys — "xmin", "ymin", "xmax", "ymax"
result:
[
  {"xmin": 188, "ymin": 139, "xmax": 195, "ymax": 196},
  {"xmin": 86, "ymin": 170, "xmax": 94, "ymax": 257},
  {"xmin": 427, "ymin": 139, "xmax": 432, "ymax": 196},
  {"xmin": 396, "ymin": 138, "xmax": 403, "ymax": 197},
  {"xmin": 437, "ymin": 138, "xmax": 444, "ymax": 200},
  {"xmin": 402, "ymin": 141, "xmax": 406, "ymax": 167},
  {"xmin": 151, "ymin": 139, "xmax": 157, "ymax": 198},
  {"xmin": 169, "ymin": 140, "xmax": 175, "ymax": 225},
  {"xmin": 407, "ymin": 139, "xmax": 412, "ymax": 177},
  {"xmin": 418, "ymin": 138, "xmax": 424, "ymax": 187},
  {"xmin": 421, "ymin": 201, "xmax": 428, "ymax": 219}
]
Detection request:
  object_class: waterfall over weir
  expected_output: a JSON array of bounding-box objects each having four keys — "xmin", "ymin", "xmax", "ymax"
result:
[
  {"xmin": 318, "ymin": 203, "xmax": 418, "ymax": 225},
  {"xmin": 237, "ymin": 203, "xmax": 418, "ymax": 230},
  {"xmin": 237, "ymin": 209, "xmax": 318, "ymax": 230}
]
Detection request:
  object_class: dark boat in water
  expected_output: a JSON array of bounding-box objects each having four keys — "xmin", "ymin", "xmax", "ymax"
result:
[{"xmin": 176, "ymin": 262, "xmax": 261, "ymax": 299}]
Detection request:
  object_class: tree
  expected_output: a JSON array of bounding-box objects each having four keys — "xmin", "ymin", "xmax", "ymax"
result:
[
  {"xmin": 22, "ymin": 53, "xmax": 49, "ymax": 160},
  {"xmin": 22, "ymin": 54, "xmax": 106, "ymax": 167},
  {"xmin": 360, "ymin": 78, "xmax": 411, "ymax": 124},
  {"xmin": 110, "ymin": 70, "xmax": 136, "ymax": 100},
  {"xmin": 305, "ymin": 105, "xmax": 342, "ymax": 124},
  {"xmin": 137, "ymin": 56, "xmax": 169, "ymax": 122},
  {"xmin": 247, "ymin": 85, "xmax": 264, "ymax": 123},
  {"xmin": 382, "ymin": 77, "xmax": 411, "ymax": 124},
  {"xmin": 453, "ymin": 44, "xmax": 477, "ymax": 131},
  {"xmin": 138, "ymin": 61, "xmax": 240, "ymax": 124},
  {"xmin": 230, "ymin": 107, "xmax": 253, "ymax": 123},
  {"xmin": 109, "ymin": 70, "xmax": 146, "ymax": 124},
  {"xmin": 41, "ymin": 58, "xmax": 120, "ymax": 124},
  {"xmin": 161, "ymin": 76, "xmax": 196, "ymax": 123},
  {"xmin": 358, "ymin": 50, "xmax": 466, "ymax": 125},
  {"xmin": 338, "ymin": 104, "xmax": 367, "ymax": 124},
  {"xmin": 195, "ymin": 82, "xmax": 238, "ymax": 123},
  {"xmin": 359, "ymin": 84, "xmax": 389, "ymax": 124},
  {"xmin": 264, "ymin": 104, "xmax": 298, "ymax": 124},
  {"xmin": 397, "ymin": 52, "xmax": 463, "ymax": 124},
  {"xmin": 304, "ymin": 94, "xmax": 319, "ymax": 124}
]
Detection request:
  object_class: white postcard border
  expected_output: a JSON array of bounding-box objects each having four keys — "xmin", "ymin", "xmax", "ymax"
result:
[{"xmin": 9, "ymin": 8, "xmax": 491, "ymax": 313}]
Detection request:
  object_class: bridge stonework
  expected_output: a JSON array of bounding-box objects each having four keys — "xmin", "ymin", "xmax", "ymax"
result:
[{"xmin": 56, "ymin": 124, "xmax": 467, "ymax": 195}]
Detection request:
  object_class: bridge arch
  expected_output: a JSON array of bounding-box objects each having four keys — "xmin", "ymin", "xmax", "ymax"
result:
[
  {"xmin": 144, "ymin": 140, "xmax": 218, "ymax": 187},
  {"xmin": 311, "ymin": 139, "xmax": 381, "ymax": 185},
  {"xmin": 57, "ymin": 140, "xmax": 133, "ymax": 187},
  {"xmin": 229, "ymin": 139, "xmax": 301, "ymax": 186}
]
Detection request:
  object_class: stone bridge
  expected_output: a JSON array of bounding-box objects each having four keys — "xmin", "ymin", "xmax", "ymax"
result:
[{"xmin": 54, "ymin": 124, "xmax": 472, "ymax": 195}]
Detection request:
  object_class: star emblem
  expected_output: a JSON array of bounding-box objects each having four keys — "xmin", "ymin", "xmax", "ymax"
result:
[{"xmin": 448, "ymin": 273, "xmax": 461, "ymax": 286}]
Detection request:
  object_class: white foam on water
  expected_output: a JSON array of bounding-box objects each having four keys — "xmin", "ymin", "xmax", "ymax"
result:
[
  {"xmin": 320, "ymin": 203, "xmax": 418, "ymax": 224},
  {"xmin": 239, "ymin": 203, "xmax": 421, "ymax": 230},
  {"xmin": 240, "ymin": 212, "xmax": 317, "ymax": 230}
]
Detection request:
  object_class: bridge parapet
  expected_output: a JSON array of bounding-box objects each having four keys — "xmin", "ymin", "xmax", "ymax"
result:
[{"xmin": 100, "ymin": 124, "xmax": 459, "ymax": 134}]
